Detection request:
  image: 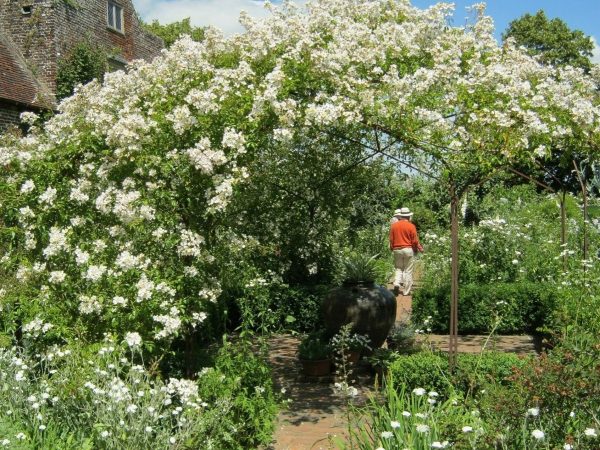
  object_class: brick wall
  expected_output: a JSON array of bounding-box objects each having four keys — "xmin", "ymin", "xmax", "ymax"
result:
[
  {"xmin": 0, "ymin": 0, "xmax": 163, "ymax": 99},
  {"xmin": 54, "ymin": 0, "xmax": 163, "ymax": 66},
  {"xmin": 0, "ymin": 100, "xmax": 24, "ymax": 132},
  {"xmin": 0, "ymin": 0, "xmax": 58, "ymax": 93}
]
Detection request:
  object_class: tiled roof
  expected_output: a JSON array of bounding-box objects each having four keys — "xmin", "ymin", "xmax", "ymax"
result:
[{"xmin": 0, "ymin": 31, "xmax": 52, "ymax": 108}]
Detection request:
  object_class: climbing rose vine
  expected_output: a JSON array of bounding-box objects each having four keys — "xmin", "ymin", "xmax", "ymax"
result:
[{"xmin": 1, "ymin": 0, "xmax": 599, "ymax": 349}]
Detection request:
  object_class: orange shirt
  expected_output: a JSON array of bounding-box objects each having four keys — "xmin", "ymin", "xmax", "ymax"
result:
[{"xmin": 389, "ymin": 219, "xmax": 423, "ymax": 251}]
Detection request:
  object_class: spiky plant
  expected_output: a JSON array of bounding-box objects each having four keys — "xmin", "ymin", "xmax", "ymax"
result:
[{"xmin": 343, "ymin": 253, "xmax": 378, "ymax": 285}]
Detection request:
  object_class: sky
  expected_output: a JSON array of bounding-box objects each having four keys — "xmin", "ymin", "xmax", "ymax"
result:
[{"xmin": 132, "ymin": 0, "xmax": 600, "ymax": 64}]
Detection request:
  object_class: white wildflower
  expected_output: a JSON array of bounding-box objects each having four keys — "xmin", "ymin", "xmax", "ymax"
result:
[
  {"xmin": 416, "ymin": 424, "xmax": 430, "ymax": 433},
  {"xmin": 531, "ymin": 429, "xmax": 544, "ymax": 440},
  {"xmin": 124, "ymin": 332, "xmax": 142, "ymax": 348}
]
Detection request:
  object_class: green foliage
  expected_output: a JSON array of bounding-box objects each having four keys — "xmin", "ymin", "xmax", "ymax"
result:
[
  {"xmin": 0, "ymin": 337, "xmax": 278, "ymax": 449},
  {"xmin": 388, "ymin": 351, "xmax": 528, "ymax": 398},
  {"xmin": 330, "ymin": 323, "xmax": 371, "ymax": 353},
  {"xmin": 479, "ymin": 332, "xmax": 600, "ymax": 449},
  {"xmin": 350, "ymin": 351, "xmax": 600, "ymax": 449},
  {"xmin": 388, "ymin": 352, "xmax": 451, "ymax": 396},
  {"xmin": 365, "ymin": 348, "xmax": 400, "ymax": 370},
  {"xmin": 225, "ymin": 265, "xmax": 326, "ymax": 334},
  {"xmin": 234, "ymin": 132, "xmax": 397, "ymax": 285},
  {"xmin": 503, "ymin": 10, "xmax": 594, "ymax": 71},
  {"xmin": 342, "ymin": 253, "xmax": 377, "ymax": 284},
  {"xmin": 413, "ymin": 281, "xmax": 558, "ymax": 334},
  {"xmin": 0, "ymin": 336, "xmax": 278, "ymax": 450},
  {"xmin": 348, "ymin": 382, "xmax": 485, "ymax": 450},
  {"xmin": 386, "ymin": 321, "xmax": 417, "ymax": 353},
  {"xmin": 204, "ymin": 338, "xmax": 279, "ymax": 449},
  {"xmin": 56, "ymin": 41, "xmax": 108, "ymax": 100},
  {"xmin": 270, "ymin": 284, "xmax": 326, "ymax": 333},
  {"xmin": 392, "ymin": 177, "xmax": 450, "ymax": 231},
  {"xmin": 542, "ymin": 272, "xmax": 600, "ymax": 340},
  {"xmin": 453, "ymin": 352, "xmax": 529, "ymax": 397},
  {"xmin": 297, "ymin": 329, "xmax": 331, "ymax": 360},
  {"xmin": 142, "ymin": 18, "xmax": 205, "ymax": 48}
]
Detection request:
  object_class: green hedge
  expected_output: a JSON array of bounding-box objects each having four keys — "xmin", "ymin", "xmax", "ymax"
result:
[
  {"xmin": 389, "ymin": 351, "xmax": 529, "ymax": 397},
  {"xmin": 412, "ymin": 282, "xmax": 558, "ymax": 334}
]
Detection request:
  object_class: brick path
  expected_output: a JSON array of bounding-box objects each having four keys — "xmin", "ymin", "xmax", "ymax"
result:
[
  {"xmin": 265, "ymin": 334, "xmax": 373, "ymax": 450},
  {"xmin": 266, "ymin": 289, "xmax": 537, "ymax": 449}
]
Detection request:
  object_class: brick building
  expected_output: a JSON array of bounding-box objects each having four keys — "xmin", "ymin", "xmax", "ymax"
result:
[{"xmin": 0, "ymin": 0, "xmax": 163, "ymax": 131}]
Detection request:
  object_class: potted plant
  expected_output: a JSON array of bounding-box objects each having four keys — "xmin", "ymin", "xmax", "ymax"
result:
[
  {"xmin": 386, "ymin": 321, "xmax": 418, "ymax": 354},
  {"xmin": 322, "ymin": 253, "xmax": 396, "ymax": 349},
  {"xmin": 366, "ymin": 348, "xmax": 400, "ymax": 380},
  {"xmin": 342, "ymin": 253, "xmax": 379, "ymax": 285},
  {"xmin": 331, "ymin": 328, "xmax": 371, "ymax": 364},
  {"xmin": 298, "ymin": 330, "xmax": 332, "ymax": 377}
]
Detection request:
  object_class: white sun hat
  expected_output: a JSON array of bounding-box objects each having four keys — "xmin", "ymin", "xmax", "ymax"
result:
[{"xmin": 394, "ymin": 207, "xmax": 413, "ymax": 217}]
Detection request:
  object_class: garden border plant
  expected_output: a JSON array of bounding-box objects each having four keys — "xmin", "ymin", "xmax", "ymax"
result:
[{"xmin": 1, "ymin": 0, "xmax": 600, "ymax": 445}]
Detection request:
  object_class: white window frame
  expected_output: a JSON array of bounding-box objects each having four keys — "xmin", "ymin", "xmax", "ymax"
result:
[{"xmin": 107, "ymin": 1, "xmax": 124, "ymax": 34}]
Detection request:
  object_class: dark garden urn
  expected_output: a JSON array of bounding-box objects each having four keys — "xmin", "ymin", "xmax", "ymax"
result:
[{"xmin": 322, "ymin": 283, "xmax": 397, "ymax": 350}]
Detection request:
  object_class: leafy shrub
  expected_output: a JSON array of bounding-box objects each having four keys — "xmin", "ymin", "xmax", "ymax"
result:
[
  {"xmin": 366, "ymin": 348, "xmax": 400, "ymax": 371},
  {"xmin": 453, "ymin": 352, "xmax": 529, "ymax": 396},
  {"xmin": 479, "ymin": 332, "xmax": 600, "ymax": 449},
  {"xmin": 270, "ymin": 284, "xmax": 327, "ymax": 333},
  {"xmin": 227, "ymin": 273, "xmax": 326, "ymax": 334},
  {"xmin": 412, "ymin": 281, "xmax": 558, "ymax": 334},
  {"xmin": 386, "ymin": 321, "xmax": 417, "ymax": 353},
  {"xmin": 56, "ymin": 41, "xmax": 109, "ymax": 101},
  {"xmin": 352, "ymin": 353, "xmax": 600, "ymax": 450},
  {"xmin": 418, "ymin": 184, "xmax": 600, "ymax": 295},
  {"xmin": 389, "ymin": 351, "xmax": 528, "ymax": 398},
  {"xmin": 389, "ymin": 352, "xmax": 451, "ymax": 396},
  {"xmin": 204, "ymin": 338, "xmax": 279, "ymax": 449}
]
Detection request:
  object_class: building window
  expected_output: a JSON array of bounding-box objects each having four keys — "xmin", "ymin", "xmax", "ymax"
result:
[{"xmin": 107, "ymin": 1, "xmax": 124, "ymax": 33}]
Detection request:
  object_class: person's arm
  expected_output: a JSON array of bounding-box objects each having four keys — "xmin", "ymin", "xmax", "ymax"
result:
[
  {"xmin": 412, "ymin": 226, "xmax": 424, "ymax": 253},
  {"xmin": 389, "ymin": 225, "xmax": 394, "ymax": 251}
]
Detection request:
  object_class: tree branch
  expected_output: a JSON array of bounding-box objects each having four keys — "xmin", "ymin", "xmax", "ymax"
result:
[{"xmin": 507, "ymin": 167, "xmax": 556, "ymax": 193}]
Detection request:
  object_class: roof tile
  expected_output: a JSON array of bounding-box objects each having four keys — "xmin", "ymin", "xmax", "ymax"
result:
[{"xmin": 0, "ymin": 31, "xmax": 53, "ymax": 108}]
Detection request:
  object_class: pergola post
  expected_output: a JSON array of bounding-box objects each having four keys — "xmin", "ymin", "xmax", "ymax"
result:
[{"xmin": 449, "ymin": 185, "xmax": 460, "ymax": 371}]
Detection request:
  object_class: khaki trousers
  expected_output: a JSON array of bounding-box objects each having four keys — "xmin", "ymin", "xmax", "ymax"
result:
[{"xmin": 393, "ymin": 247, "xmax": 414, "ymax": 295}]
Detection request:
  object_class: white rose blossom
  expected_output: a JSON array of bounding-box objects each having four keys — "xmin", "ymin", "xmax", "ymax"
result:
[{"xmin": 1, "ymin": 0, "xmax": 599, "ymax": 368}]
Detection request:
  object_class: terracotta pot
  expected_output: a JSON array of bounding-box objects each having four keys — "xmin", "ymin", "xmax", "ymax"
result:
[
  {"xmin": 347, "ymin": 350, "xmax": 361, "ymax": 364},
  {"xmin": 342, "ymin": 350, "xmax": 361, "ymax": 364},
  {"xmin": 322, "ymin": 283, "xmax": 396, "ymax": 349},
  {"xmin": 300, "ymin": 358, "xmax": 331, "ymax": 377}
]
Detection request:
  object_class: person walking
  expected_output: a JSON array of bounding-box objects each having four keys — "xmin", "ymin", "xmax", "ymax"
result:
[{"xmin": 389, "ymin": 207, "xmax": 423, "ymax": 296}]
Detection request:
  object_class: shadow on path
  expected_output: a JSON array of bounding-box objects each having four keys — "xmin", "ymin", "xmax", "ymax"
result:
[{"xmin": 266, "ymin": 335, "xmax": 375, "ymax": 450}]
